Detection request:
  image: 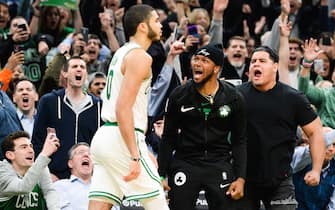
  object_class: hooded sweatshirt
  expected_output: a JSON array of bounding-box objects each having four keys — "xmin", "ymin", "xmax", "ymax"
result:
[{"xmin": 32, "ymin": 88, "xmax": 102, "ymax": 179}]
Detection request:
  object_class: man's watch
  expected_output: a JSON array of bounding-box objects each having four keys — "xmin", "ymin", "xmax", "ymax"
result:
[{"xmin": 130, "ymin": 157, "xmax": 141, "ymax": 162}]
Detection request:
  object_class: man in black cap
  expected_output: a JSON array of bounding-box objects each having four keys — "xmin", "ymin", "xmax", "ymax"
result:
[{"xmin": 158, "ymin": 43, "xmax": 247, "ymax": 210}]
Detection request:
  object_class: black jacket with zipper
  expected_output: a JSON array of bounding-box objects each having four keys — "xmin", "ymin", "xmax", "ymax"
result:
[{"xmin": 158, "ymin": 79, "xmax": 247, "ymax": 179}]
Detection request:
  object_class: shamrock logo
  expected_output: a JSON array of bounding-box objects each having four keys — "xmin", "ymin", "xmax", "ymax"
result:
[{"xmin": 219, "ymin": 105, "xmax": 231, "ymax": 118}]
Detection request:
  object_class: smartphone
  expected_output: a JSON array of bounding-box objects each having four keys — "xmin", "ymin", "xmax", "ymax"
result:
[
  {"xmin": 81, "ymin": 27, "xmax": 89, "ymax": 43},
  {"xmin": 13, "ymin": 44, "xmax": 24, "ymax": 53},
  {"xmin": 17, "ymin": 23, "xmax": 27, "ymax": 31},
  {"xmin": 314, "ymin": 59, "xmax": 324, "ymax": 73},
  {"xmin": 47, "ymin": 127, "xmax": 56, "ymax": 135},
  {"xmin": 105, "ymin": 8, "xmax": 114, "ymax": 21},
  {"xmin": 172, "ymin": 25, "xmax": 179, "ymax": 42},
  {"xmin": 187, "ymin": 24, "xmax": 199, "ymax": 38},
  {"xmin": 322, "ymin": 36, "xmax": 331, "ymax": 46}
]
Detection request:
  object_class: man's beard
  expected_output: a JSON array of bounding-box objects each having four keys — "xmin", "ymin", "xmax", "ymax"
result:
[
  {"xmin": 194, "ymin": 69, "xmax": 215, "ymax": 88},
  {"xmin": 147, "ymin": 23, "xmax": 159, "ymax": 41},
  {"xmin": 230, "ymin": 60, "xmax": 244, "ymax": 68}
]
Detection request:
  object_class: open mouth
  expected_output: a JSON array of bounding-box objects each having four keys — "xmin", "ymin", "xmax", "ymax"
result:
[
  {"xmin": 233, "ymin": 54, "xmax": 242, "ymax": 58},
  {"xmin": 194, "ymin": 70, "xmax": 203, "ymax": 74},
  {"xmin": 254, "ymin": 69, "xmax": 262, "ymax": 78},
  {"xmin": 193, "ymin": 69, "xmax": 203, "ymax": 77},
  {"xmin": 26, "ymin": 157, "xmax": 33, "ymax": 161},
  {"xmin": 81, "ymin": 159, "xmax": 90, "ymax": 166},
  {"xmin": 88, "ymin": 50, "xmax": 96, "ymax": 55},
  {"xmin": 22, "ymin": 96, "xmax": 30, "ymax": 107},
  {"xmin": 75, "ymin": 76, "xmax": 82, "ymax": 81},
  {"xmin": 289, "ymin": 56, "xmax": 296, "ymax": 62},
  {"xmin": 22, "ymin": 97, "xmax": 29, "ymax": 103}
]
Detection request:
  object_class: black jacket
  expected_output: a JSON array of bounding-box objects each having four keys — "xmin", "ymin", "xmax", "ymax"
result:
[
  {"xmin": 219, "ymin": 57, "xmax": 250, "ymax": 82},
  {"xmin": 158, "ymin": 80, "xmax": 247, "ymax": 179}
]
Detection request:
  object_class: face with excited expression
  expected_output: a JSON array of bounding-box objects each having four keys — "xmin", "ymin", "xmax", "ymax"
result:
[
  {"xmin": 226, "ymin": 39, "xmax": 248, "ymax": 68},
  {"xmin": 89, "ymin": 77, "xmax": 106, "ymax": 98},
  {"xmin": 249, "ymin": 50, "xmax": 278, "ymax": 91},
  {"xmin": 63, "ymin": 58, "xmax": 87, "ymax": 89},
  {"xmin": 191, "ymin": 54, "xmax": 220, "ymax": 86},
  {"xmin": 68, "ymin": 144, "xmax": 92, "ymax": 179},
  {"xmin": 13, "ymin": 80, "xmax": 38, "ymax": 115},
  {"xmin": 288, "ymin": 42, "xmax": 303, "ymax": 71},
  {"xmin": 6, "ymin": 137, "xmax": 35, "ymax": 173}
]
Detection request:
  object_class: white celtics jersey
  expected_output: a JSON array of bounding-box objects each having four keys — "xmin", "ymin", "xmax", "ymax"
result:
[{"xmin": 101, "ymin": 42, "xmax": 151, "ymax": 131}]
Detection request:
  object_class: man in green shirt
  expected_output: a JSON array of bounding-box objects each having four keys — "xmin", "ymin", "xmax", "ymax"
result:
[{"xmin": 298, "ymin": 38, "xmax": 335, "ymax": 129}]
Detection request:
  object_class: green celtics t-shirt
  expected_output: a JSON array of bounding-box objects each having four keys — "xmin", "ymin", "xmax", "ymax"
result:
[{"xmin": 0, "ymin": 184, "xmax": 47, "ymax": 210}]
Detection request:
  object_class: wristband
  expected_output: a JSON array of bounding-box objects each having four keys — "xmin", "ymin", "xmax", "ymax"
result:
[
  {"xmin": 130, "ymin": 157, "xmax": 141, "ymax": 162},
  {"xmin": 160, "ymin": 176, "xmax": 165, "ymax": 181},
  {"xmin": 302, "ymin": 60, "xmax": 313, "ymax": 68},
  {"xmin": 302, "ymin": 58, "xmax": 313, "ymax": 64}
]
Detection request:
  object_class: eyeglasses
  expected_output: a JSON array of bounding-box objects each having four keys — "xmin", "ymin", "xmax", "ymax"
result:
[
  {"xmin": 74, "ymin": 150, "xmax": 91, "ymax": 156},
  {"xmin": 93, "ymin": 82, "xmax": 106, "ymax": 86}
]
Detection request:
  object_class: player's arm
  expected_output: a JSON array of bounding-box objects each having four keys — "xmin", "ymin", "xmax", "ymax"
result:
[
  {"xmin": 115, "ymin": 48, "xmax": 152, "ymax": 182},
  {"xmin": 301, "ymin": 116, "xmax": 325, "ymax": 186}
]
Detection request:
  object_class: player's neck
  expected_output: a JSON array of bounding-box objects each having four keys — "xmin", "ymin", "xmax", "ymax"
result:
[{"xmin": 129, "ymin": 36, "xmax": 152, "ymax": 51}]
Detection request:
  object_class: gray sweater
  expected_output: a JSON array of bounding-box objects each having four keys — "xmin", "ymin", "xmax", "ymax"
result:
[{"xmin": 0, "ymin": 155, "xmax": 60, "ymax": 210}]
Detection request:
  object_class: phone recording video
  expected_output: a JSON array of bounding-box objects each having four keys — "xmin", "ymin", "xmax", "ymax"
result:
[
  {"xmin": 321, "ymin": 32, "xmax": 332, "ymax": 46},
  {"xmin": 47, "ymin": 127, "xmax": 57, "ymax": 138},
  {"xmin": 172, "ymin": 25, "xmax": 179, "ymax": 42},
  {"xmin": 17, "ymin": 23, "xmax": 27, "ymax": 31},
  {"xmin": 187, "ymin": 24, "xmax": 199, "ymax": 38},
  {"xmin": 314, "ymin": 59, "xmax": 324, "ymax": 73},
  {"xmin": 187, "ymin": 24, "xmax": 200, "ymax": 44},
  {"xmin": 13, "ymin": 44, "xmax": 25, "ymax": 53},
  {"xmin": 81, "ymin": 27, "xmax": 89, "ymax": 43},
  {"xmin": 322, "ymin": 36, "xmax": 331, "ymax": 46}
]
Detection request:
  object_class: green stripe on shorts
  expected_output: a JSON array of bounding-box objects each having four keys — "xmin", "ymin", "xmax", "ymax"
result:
[
  {"xmin": 140, "ymin": 158, "xmax": 161, "ymax": 185},
  {"xmin": 125, "ymin": 190, "xmax": 160, "ymax": 201},
  {"xmin": 89, "ymin": 191, "xmax": 122, "ymax": 204}
]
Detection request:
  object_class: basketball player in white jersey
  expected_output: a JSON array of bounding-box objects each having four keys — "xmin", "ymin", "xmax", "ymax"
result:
[{"xmin": 88, "ymin": 4, "xmax": 169, "ymax": 210}]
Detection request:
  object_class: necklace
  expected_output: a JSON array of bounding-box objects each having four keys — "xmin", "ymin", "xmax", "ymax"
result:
[
  {"xmin": 202, "ymin": 94, "xmax": 215, "ymax": 104},
  {"xmin": 199, "ymin": 83, "xmax": 219, "ymax": 104}
]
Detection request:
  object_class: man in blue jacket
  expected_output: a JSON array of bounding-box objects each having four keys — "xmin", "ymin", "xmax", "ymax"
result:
[
  {"xmin": 0, "ymin": 90, "xmax": 22, "ymax": 159},
  {"xmin": 292, "ymin": 129, "xmax": 335, "ymax": 210},
  {"xmin": 32, "ymin": 56, "xmax": 102, "ymax": 181}
]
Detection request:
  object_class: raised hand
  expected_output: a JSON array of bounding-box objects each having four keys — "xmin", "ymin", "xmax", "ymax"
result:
[
  {"xmin": 6, "ymin": 51, "xmax": 24, "ymax": 70},
  {"xmin": 279, "ymin": 15, "xmax": 292, "ymax": 38},
  {"xmin": 281, "ymin": 0, "xmax": 290, "ymax": 16},
  {"xmin": 302, "ymin": 38, "xmax": 323, "ymax": 62},
  {"xmin": 41, "ymin": 132, "xmax": 60, "ymax": 157}
]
